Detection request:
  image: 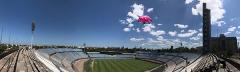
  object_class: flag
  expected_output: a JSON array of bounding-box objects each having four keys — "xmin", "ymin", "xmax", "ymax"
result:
[{"xmin": 32, "ymin": 21, "xmax": 35, "ymax": 32}]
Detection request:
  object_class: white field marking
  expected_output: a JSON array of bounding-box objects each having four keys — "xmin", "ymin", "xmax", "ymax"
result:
[
  {"xmin": 91, "ymin": 59, "xmax": 95, "ymax": 72},
  {"xmin": 145, "ymin": 65, "xmax": 163, "ymax": 72}
]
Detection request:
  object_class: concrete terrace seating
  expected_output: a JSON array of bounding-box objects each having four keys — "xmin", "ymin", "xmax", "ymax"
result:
[
  {"xmin": 50, "ymin": 52, "xmax": 88, "ymax": 71},
  {"xmin": 154, "ymin": 55, "xmax": 174, "ymax": 62},
  {"xmin": 136, "ymin": 54, "xmax": 152, "ymax": 59},
  {"xmin": 164, "ymin": 53, "xmax": 179, "ymax": 56},
  {"xmin": 37, "ymin": 48, "xmax": 82, "ymax": 55},
  {"xmin": 172, "ymin": 58, "xmax": 185, "ymax": 71},
  {"xmin": 230, "ymin": 58, "xmax": 240, "ymax": 65},
  {"xmin": 88, "ymin": 53, "xmax": 113, "ymax": 58},
  {"xmin": 172, "ymin": 53, "xmax": 200, "ymax": 71},
  {"xmin": 36, "ymin": 48, "xmax": 88, "ymax": 72},
  {"xmin": 61, "ymin": 52, "xmax": 85, "ymax": 72},
  {"xmin": 178, "ymin": 53, "xmax": 200, "ymax": 63},
  {"xmin": 87, "ymin": 52, "xmax": 134, "ymax": 59},
  {"xmin": 192, "ymin": 54, "xmax": 217, "ymax": 72},
  {"xmin": 116, "ymin": 54, "xmax": 134, "ymax": 58},
  {"xmin": 136, "ymin": 52, "xmax": 201, "ymax": 72}
]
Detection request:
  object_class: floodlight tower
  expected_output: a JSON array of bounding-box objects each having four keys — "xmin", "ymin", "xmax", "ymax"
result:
[
  {"xmin": 31, "ymin": 20, "xmax": 36, "ymax": 49},
  {"xmin": 0, "ymin": 25, "xmax": 3, "ymax": 44}
]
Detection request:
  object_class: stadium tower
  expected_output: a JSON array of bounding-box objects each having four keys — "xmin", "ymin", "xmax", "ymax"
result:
[{"xmin": 202, "ymin": 3, "xmax": 211, "ymax": 53}]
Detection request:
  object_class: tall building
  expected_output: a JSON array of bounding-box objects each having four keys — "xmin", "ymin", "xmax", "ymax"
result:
[
  {"xmin": 202, "ymin": 3, "xmax": 211, "ymax": 53},
  {"xmin": 202, "ymin": 3, "xmax": 237, "ymax": 56},
  {"xmin": 210, "ymin": 34, "xmax": 237, "ymax": 56}
]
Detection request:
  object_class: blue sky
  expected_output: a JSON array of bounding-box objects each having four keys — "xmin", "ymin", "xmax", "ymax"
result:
[{"xmin": 0, "ymin": 0, "xmax": 239, "ymax": 48}]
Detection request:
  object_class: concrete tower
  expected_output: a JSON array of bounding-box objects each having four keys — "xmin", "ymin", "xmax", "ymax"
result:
[{"xmin": 202, "ymin": 3, "xmax": 211, "ymax": 53}]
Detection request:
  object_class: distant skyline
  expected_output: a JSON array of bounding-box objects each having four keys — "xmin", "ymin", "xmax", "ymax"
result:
[{"xmin": 0, "ymin": 0, "xmax": 240, "ymax": 48}]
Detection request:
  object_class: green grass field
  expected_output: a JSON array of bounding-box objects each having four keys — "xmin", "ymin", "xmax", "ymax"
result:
[{"xmin": 91, "ymin": 59, "xmax": 160, "ymax": 72}]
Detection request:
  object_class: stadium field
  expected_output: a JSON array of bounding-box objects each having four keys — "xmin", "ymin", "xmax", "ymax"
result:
[{"xmin": 91, "ymin": 59, "xmax": 160, "ymax": 72}]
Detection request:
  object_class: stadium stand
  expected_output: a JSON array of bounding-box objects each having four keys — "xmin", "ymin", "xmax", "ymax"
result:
[
  {"xmin": 135, "ymin": 52, "xmax": 200, "ymax": 72},
  {"xmin": 36, "ymin": 48, "xmax": 88, "ymax": 72},
  {"xmin": 87, "ymin": 52, "xmax": 134, "ymax": 59}
]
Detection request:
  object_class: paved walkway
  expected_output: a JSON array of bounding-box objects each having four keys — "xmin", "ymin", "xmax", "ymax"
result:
[
  {"xmin": 0, "ymin": 47, "xmax": 52, "ymax": 72},
  {"xmin": 164, "ymin": 61, "xmax": 176, "ymax": 72},
  {"xmin": 182, "ymin": 54, "xmax": 240, "ymax": 72},
  {"xmin": 73, "ymin": 59, "xmax": 89, "ymax": 72},
  {"xmin": 180, "ymin": 56, "xmax": 203, "ymax": 72},
  {"xmin": 225, "ymin": 61, "xmax": 240, "ymax": 72}
]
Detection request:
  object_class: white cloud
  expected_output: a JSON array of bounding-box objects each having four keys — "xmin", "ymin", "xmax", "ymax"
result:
[
  {"xmin": 142, "ymin": 37, "xmax": 202, "ymax": 48},
  {"xmin": 150, "ymin": 30, "xmax": 166, "ymax": 36},
  {"xmin": 156, "ymin": 36, "xmax": 164, "ymax": 40},
  {"xmin": 177, "ymin": 30, "xmax": 198, "ymax": 37},
  {"xmin": 147, "ymin": 8, "xmax": 154, "ymax": 13},
  {"xmin": 228, "ymin": 26, "xmax": 236, "ymax": 32},
  {"xmin": 198, "ymin": 28, "xmax": 202, "ymax": 32},
  {"xmin": 157, "ymin": 24, "xmax": 163, "ymax": 26},
  {"xmin": 237, "ymin": 37, "xmax": 240, "ymax": 43},
  {"xmin": 190, "ymin": 0, "xmax": 226, "ymax": 26},
  {"xmin": 143, "ymin": 38, "xmax": 196, "ymax": 48},
  {"xmin": 174, "ymin": 24, "xmax": 188, "ymax": 29},
  {"xmin": 181, "ymin": 30, "xmax": 185, "ymax": 32},
  {"xmin": 187, "ymin": 42, "xmax": 203, "ymax": 48},
  {"xmin": 237, "ymin": 37, "xmax": 240, "ymax": 40},
  {"xmin": 238, "ymin": 26, "xmax": 240, "ymax": 28},
  {"xmin": 185, "ymin": 0, "xmax": 194, "ymax": 4},
  {"xmin": 172, "ymin": 39, "xmax": 181, "ymax": 43},
  {"xmin": 119, "ymin": 20, "xmax": 127, "ymax": 24},
  {"xmin": 127, "ymin": 3, "xmax": 144, "ymax": 20},
  {"xmin": 190, "ymin": 33, "xmax": 202, "ymax": 41},
  {"xmin": 224, "ymin": 26, "xmax": 237, "ymax": 35},
  {"xmin": 122, "ymin": 3, "xmax": 145, "ymax": 32},
  {"xmin": 123, "ymin": 28, "xmax": 131, "ymax": 32},
  {"xmin": 130, "ymin": 38, "xmax": 144, "ymax": 42},
  {"xmin": 128, "ymin": 24, "xmax": 134, "ymax": 27},
  {"xmin": 231, "ymin": 17, "xmax": 240, "ymax": 22},
  {"xmin": 143, "ymin": 38, "xmax": 171, "ymax": 47},
  {"xmin": 224, "ymin": 31, "xmax": 231, "ymax": 35},
  {"xmin": 168, "ymin": 31, "xmax": 177, "ymax": 36},
  {"xmin": 215, "ymin": 21, "xmax": 226, "ymax": 27},
  {"xmin": 136, "ymin": 28, "xmax": 141, "ymax": 32},
  {"xmin": 142, "ymin": 24, "xmax": 155, "ymax": 32},
  {"xmin": 190, "ymin": 37, "xmax": 200, "ymax": 40},
  {"xmin": 121, "ymin": 3, "xmax": 145, "ymax": 25},
  {"xmin": 197, "ymin": 33, "xmax": 203, "ymax": 37},
  {"xmin": 126, "ymin": 18, "xmax": 134, "ymax": 24},
  {"xmin": 236, "ymin": 31, "xmax": 240, "ymax": 34},
  {"xmin": 192, "ymin": 8, "xmax": 198, "ymax": 15}
]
